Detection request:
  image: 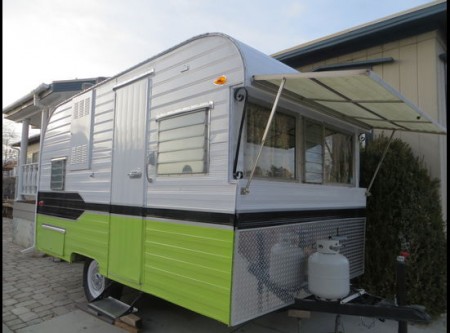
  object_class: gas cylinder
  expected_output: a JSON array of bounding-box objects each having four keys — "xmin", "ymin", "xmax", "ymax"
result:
[
  {"xmin": 269, "ymin": 233, "xmax": 304, "ymax": 289},
  {"xmin": 307, "ymin": 239, "xmax": 349, "ymax": 300}
]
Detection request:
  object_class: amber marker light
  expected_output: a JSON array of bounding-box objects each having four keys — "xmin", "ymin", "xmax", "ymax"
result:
[{"xmin": 213, "ymin": 75, "xmax": 227, "ymax": 85}]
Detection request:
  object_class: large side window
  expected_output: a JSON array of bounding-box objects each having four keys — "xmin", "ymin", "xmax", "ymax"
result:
[
  {"xmin": 304, "ymin": 121, "xmax": 323, "ymax": 183},
  {"xmin": 157, "ymin": 109, "xmax": 208, "ymax": 175},
  {"xmin": 244, "ymin": 102, "xmax": 296, "ymax": 180},
  {"xmin": 304, "ymin": 120, "xmax": 353, "ymax": 184},
  {"xmin": 50, "ymin": 158, "xmax": 67, "ymax": 190}
]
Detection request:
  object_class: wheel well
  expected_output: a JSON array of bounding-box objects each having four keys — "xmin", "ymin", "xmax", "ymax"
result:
[{"xmin": 70, "ymin": 253, "xmax": 91, "ymax": 263}]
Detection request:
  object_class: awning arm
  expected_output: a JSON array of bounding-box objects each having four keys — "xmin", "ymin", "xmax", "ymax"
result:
[
  {"xmin": 241, "ymin": 78, "xmax": 287, "ymax": 195},
  {"xmin": 365, "ymin": 130, "xmax": 396, "ymax": 197}
]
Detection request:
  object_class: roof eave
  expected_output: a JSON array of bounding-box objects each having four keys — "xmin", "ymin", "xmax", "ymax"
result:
[{"xmin": 273, "ymin": 1, "xmax": 447, "ymax": 66}]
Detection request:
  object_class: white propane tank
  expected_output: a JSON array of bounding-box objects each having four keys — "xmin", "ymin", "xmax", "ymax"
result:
[
  {"xmin": 269, "ymin": 233, "xmax": 304, "ymax": 289},
  {"xmin": 307, "ymin": 239, "xmax": 350, "ymax": 300}
]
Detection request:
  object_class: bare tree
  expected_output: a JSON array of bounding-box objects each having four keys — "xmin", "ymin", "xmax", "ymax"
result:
[{"xmin": 2, "ymin": 118, "xmax": 20, "ymax": 166}]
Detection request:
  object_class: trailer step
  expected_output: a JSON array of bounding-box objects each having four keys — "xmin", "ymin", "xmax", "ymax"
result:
[{"xmin": 88, "ymin": 296, "xmax": 139, "ymax": 320}]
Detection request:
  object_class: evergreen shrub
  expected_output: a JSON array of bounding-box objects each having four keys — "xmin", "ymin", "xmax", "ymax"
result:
[{"xmin": 356, "ymin": 135, "xmax": 447, "ymax": 316}]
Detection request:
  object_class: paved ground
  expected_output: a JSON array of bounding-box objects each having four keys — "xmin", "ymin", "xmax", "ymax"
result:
[
  {"xmin": 3, "ymin": 217, "xmax": 447, "ymax": 333},
  {"xmin": 2, "ymin": 218, "xmax": 86, "ymax": 332}
]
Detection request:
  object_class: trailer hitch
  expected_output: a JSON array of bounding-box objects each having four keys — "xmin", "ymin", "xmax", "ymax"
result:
[{"xmin": 290, "ymin": 292, "xmax": 431, "ymax": 324}]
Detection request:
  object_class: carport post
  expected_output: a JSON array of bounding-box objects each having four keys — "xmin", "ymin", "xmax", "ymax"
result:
[{"xmin": 396, "ymin": 255, "xmax": 407, "ymax": 333}]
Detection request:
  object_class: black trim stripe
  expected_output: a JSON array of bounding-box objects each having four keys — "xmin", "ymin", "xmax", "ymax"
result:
[
  {"xmin": 236, "ymin": 209, "xmax": 366, "ymax": 229},
  {"xmin": 37, "ymin": 191, "xmax": 365, "ymax": 228},
  {"xmin": 145, "ymin": 208, "xmax": 235, "ymax": 226},
  {"xmin": 38, "ymin": 192, "xmax": 93, "ymax": 220}
]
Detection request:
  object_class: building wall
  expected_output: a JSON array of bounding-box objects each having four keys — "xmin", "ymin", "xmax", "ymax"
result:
[
  {"xmin": 296, "ymin": 31, "xmax": 447, "ymax": 222},
  {"xmin": 11, "ymin": 201, "xmax": 35, "ymax": 248},
  {"xmin": 26, "ymin": 142, "xmax": 40, "ymax": 164}
]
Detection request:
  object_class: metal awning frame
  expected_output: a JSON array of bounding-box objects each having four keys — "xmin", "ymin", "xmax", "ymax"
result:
[
  {"xmin": 365, "ymin": 129, "xmax": 396, "ymax": 197},
  {"xmin": 252, "ymin": 69, "xmax": 447, "ymax": 135},
  {"xmin": 241, "ymin": 78, "xmax": 287, "ymax": 195}
]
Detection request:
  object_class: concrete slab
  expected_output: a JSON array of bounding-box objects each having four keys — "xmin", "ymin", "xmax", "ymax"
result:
[{"xmin": 15, "ymin": 310, "xmax": 127, "ymax": 333}]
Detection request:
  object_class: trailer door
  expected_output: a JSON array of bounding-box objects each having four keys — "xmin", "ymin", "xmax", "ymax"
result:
[{"xmin": 108, "ymin": 76, "xmax": 150, "ymax": 285}]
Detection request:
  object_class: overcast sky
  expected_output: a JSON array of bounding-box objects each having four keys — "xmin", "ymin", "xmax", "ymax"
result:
[{"xmin": 3, "ymin": 0, "xmax": 435, "ymax": 115}]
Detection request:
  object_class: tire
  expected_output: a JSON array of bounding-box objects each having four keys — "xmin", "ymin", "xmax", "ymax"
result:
[{"xmin": 83, "ymin": 258, "xmax": 123, "ymax": 302}]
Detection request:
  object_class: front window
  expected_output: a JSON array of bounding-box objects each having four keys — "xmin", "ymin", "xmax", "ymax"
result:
[
  {"xmin": 244, "ymin": 102, "xmax": 296, "ymax": 180},
  {"xmin": 157, "ymin": 109, "xmax": 208, "ymax": 175},
  {"xmin": 304, "ymin": 120, "xmax": 353, "ymax": 184}
]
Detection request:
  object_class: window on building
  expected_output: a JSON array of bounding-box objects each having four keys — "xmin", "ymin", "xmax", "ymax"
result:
[
  {"xmin": 31, "ymin": 152, "xmax": 39, "ymax": 163},
  {"xmin": 244, "ymin": 102, "xmax": 296, "ymax": 180},
  {"xmin": 157, "ymin": 109, "xmax": 208, "ymax": 175},
  {"xmin": 50, "ymin": 158, "xmax": 67, "ymax": 190},
  {"xmin": 304, "ymin": 120, "xmax": 353, "ymax": 184}
]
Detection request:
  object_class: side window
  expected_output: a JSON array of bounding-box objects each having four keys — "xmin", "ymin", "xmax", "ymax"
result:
[
  {"xmin": 245, "ymin": 102, "xmax": 296, "ymax": 180},
  {"xmin": 50, "ymin": 158, "xmax": 67, "ymax": 190},
  {"xmin": 31, "ymin": 152, "xmax": 39, "ymax": 163},
  {"xmin": 304, "ymin": 121, "xmax": 323, "ymax": 183},
  {"xmin": 157, "ymin": 109, "xmax": 208, "ymax": 175},
  {"xmin": 324, "ymin": 128, "xmax": 353, "ymax": 184},
  {"xmin": 304, "ymin": 119, "xmax": 353, "ymax": 185}
]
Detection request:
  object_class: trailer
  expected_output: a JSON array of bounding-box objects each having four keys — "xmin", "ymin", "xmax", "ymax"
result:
[{"xmin": 35, "ymin": 33, "xmax": 445, "ymax": 326}]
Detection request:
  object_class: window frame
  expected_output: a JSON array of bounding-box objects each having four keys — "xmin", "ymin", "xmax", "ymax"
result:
[
  {"xmin": 243, "ymin": 100, "xmax": 297, "ymax": 182},
  {"xmin": 155, "ymin": 107, "xmax": 210, "ymax": 176},
  {"xmin": 50, "ymin": 157, "xmax": 67, "ymax": 191},
  {"xmin": 303, "ymin": 118, "xmax": 354, "ymax": 185}
]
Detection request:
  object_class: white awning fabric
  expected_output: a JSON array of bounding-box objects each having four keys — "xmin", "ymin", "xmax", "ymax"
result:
[{"xmin": 253, "ymin": 69, "xmax": 446, "ymax": 134}]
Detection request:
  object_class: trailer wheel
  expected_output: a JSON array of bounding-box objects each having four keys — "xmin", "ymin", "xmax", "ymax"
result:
[{"xmin": 83, "ymin": 258, "xmax": 122, "ymax": 302}]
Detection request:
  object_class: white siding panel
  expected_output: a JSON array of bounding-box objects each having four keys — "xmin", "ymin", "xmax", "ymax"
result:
[
  {"xmin": 147, "ymin": 185, "xmax": 236, "ymax": 213},
  {"xmin": 236, "ymin": 181, "xmax": 366, "ymax": 212}
]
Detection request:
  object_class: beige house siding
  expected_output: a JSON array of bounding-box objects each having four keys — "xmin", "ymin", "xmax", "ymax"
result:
[
  {"xmin": 26, "ymin": 142, "xmax": 40, "ymax": 164},
  {"xmin": 296, "ymin": 31, "xmax": 447, "ymax": 223}
]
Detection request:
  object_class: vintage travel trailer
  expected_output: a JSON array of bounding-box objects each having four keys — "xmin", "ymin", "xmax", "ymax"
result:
[{"xmin": 35, "ymin": 33, "xmax": 445, "ymax": 326}]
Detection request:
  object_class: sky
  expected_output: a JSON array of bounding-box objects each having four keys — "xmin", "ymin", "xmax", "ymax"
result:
[{"xmin": 2, "ymin": 0, "xmax": 437, "ymax": 135}]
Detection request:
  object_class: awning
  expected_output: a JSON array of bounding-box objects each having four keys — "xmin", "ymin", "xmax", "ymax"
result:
[{"xmin": 252, "ymin": 69, "xmax": 446, "ymax": 135}]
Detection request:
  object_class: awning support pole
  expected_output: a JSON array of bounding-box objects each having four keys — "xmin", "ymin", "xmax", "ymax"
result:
[
  {"xmin": 365, "ymin": 130, "xmax": 396, "ymax": 197},
  {"xmin": 241, "ymin": 77, "xmax": 286, "ymax": 195}
]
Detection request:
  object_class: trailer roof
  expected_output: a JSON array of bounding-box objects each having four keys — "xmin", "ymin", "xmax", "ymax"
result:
[{"xmin": 253, "ymin": 69, "xmax": 446, "ymax": 135}]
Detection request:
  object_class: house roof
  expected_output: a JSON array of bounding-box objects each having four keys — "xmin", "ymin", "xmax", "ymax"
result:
[
  {"xmin": 11, "ymin": 134, "xmax": 41, "ymax": 147},
  {"xmin": 273, "ymin": 0, "xmax": 447, "ymax": 68},
  {"xmin": 2, "ymin": 77, "xmax": 107, "ymax": 128}
]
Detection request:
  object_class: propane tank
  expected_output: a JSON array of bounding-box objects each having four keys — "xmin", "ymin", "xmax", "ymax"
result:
[
  {"xmin": 269, "ymin": 233, "xmax": 304, "ymax": 289},
  {"xmin": 307, "ymin": 239, "xmax": 349, "ymax": 300}
]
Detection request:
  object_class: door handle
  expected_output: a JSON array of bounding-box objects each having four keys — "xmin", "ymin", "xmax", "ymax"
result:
[{"xmin": 128, "ymin": 169, "xmax": 142, "ymax": 179}]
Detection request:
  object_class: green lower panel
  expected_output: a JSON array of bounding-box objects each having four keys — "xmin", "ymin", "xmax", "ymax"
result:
[
  {"xmin": 36, "ymin": 213, "xmax": 110, "ymax": 275},
  {"xmin": 143, "ymin": 220, "xmax": 234, "ymax": 325},
  {"xmin": 108, "ymin": 215, "xmax": 143, "ymax": 285},
  {"xmin": 37, "ymin": 225, "xmax": 65, "ymax": 256},
  {"xmin": 36, "ymin": 213, "xmax": 235, "ymax": 325}
]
